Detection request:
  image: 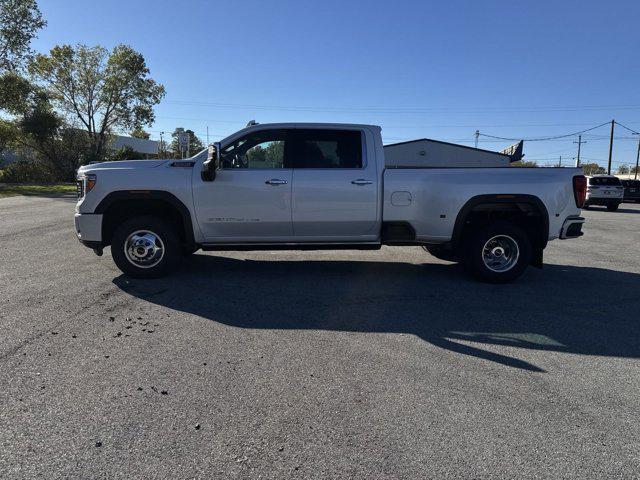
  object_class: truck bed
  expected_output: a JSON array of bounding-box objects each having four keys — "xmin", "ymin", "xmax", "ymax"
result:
[{"xmin": 382, "ymin": 167, "xmax": 582, "ymax": 243}]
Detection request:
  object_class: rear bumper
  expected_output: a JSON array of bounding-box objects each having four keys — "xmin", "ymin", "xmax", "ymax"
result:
[
  {"xmin": 560, "ymin": 216, "xmax": 585, "ymax": 239},
  {"xmin": 585, "ymin": 197, "xmax": 622, "ymax": 206},
  {"xmin": 74, "ymin": 213, "xmax": 103, "ymax": 244}
]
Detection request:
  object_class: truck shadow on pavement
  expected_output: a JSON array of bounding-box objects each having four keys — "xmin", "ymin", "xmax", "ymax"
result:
[{"xmin": 112, "ymin": 255, "xmax": 640, "ymax": 372}]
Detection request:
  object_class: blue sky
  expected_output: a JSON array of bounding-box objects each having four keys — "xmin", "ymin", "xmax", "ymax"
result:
[{"xmin": 33, "ymin": 0, "xmax": 640, "ymax": 168}]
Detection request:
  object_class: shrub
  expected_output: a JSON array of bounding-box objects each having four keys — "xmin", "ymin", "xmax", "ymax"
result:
[
  {"xmin": 0, "ymin": 160, "xmax": 59, "ymax": 183},
  {"xmin": 109, "ymin": 145, "xmax": 145, "ymax": 161}
]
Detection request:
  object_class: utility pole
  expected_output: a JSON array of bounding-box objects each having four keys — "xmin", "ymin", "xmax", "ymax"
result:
[
  {"xmin": 558, "ymin": 155, "xmax": 562, "ymax": 167},
  {"xmin": 159, "ymin": 132, "xmax": 165, "ymax": 157},
  {"xmin": 573, "ymin": 134, "xmax": 586, "ymax": 167},
  {"xmin": 634, "ymin": 133, "xmax": 640, "ymax": 180},
  {"xmin": 474, "ymin": 130, "xmax": 479, "ymax": 148},
  {"xmin": 607, "ymin": 119, "xmax": 615, "ymax": 175},
  {"xmin": 206, "ymin": 126, "xmax": 209, "ymax": 145}
]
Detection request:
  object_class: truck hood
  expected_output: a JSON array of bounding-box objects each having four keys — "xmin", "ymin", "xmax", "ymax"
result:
[{"xmin": 78, "ymin": 159, "xmax": 170, "ymax": 173}]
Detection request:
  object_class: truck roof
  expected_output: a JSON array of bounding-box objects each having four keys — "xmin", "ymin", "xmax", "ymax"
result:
[
  {"xmin": 241, "ymin": 122, "xmax": 381, "ymax": 131},
  {"xmin": 216, "ymin": 122, "xmax": 381, "ymax": 145}
]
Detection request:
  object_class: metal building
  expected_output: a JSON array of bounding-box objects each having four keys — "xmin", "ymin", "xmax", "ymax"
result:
[{"xmin": 384, "ymin": 138, "xmax": 523, "ymax": 168}]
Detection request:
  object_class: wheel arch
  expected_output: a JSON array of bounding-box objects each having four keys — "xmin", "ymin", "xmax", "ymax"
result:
[
  {"xmin": 95, "ymin": 190, "xmax": 195, "ymax": 248},
  {"xmin": 451, "ymin": 194, "xmax": 549, "ymax": 266}
]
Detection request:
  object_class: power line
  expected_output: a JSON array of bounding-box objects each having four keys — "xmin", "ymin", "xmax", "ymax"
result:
[
  {"xmin": 615, "ymin": 120, "xmax": 640, "ymax": 135},
  {"xmin": 164, "ymin": 100, "xmax": 640, "ymax": 114},
  {"xmin": 582, "ymin": 134, "xmax": 638, "ymax": 139},
  {"xmin": 153, "ymin": 116, "xmax": 640, "ymax": 130},
  {"xmin": 478, "ymin": 121, "xmax": 610, "ymax": 142}
]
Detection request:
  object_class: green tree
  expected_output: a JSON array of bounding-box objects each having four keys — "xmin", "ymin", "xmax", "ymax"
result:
[
  {"xmin": 246, "ymin": 145, "xmax": 266, "ymax": 165},
  {"xmin": 170, "ymin": 127, "xmax": 203, "ymax": 157},
  {"xmin": 130, "ymin": 126, "xmax": 150, "ymax": 139},
  {"xmin": 0, "ymin": 0, "xmax": 48, "ymax": 123},
  {"xmin": 617, "ymin": 164, "xmax": 630, "ymax": 175},
  {"xmin": 0, "ymin": 0, "xmax": 46, "ymax": 72},
  {"xmin": 510, "ymin": 160, "xmax": 538, "ymax": 167},
  {"xmin": 265, "ymin": 141, "xmax": 283, "ymax": 167},
  {"xmin": 581, "ymin": 163, "xmax": 606, "ymax": 176},
  {"xmin": 29, "ymin": 44, "xmax": 165, "ymax": 162},
  {"xmin": 1, "ymin": 110, "xmax": 89, "ymax": 181},
  {"xmin": 110, "ymin": 145, "xmax": 144, "ymax": 161},
  {"xmin": 0, "ymin": 70, "xmax": 35, "ymax": 114},
  {"xmin": 0, "ymin": 0, "xmax": 66, "ymax": 180}
]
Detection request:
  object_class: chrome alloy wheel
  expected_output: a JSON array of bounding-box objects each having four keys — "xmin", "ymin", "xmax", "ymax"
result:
[
  {"xmin": 481, "ymin": 235, "xmax": 519, "ymax": 273},
  {"xmin": 124, "ymin": 230, "xmax": 165, "ymax": 269}
]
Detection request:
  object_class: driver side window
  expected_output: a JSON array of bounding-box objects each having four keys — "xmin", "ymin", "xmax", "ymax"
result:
[{"xmin": 221, "ymin": 129, "xmax": 286, "ymax": 169}]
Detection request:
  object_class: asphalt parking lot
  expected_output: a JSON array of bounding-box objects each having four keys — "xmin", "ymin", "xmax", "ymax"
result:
[{"xmin": 1, "ymin": 196, "xmax": 639, "ymax": 479}]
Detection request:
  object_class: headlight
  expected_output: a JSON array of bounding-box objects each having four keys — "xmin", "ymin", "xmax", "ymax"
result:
[
  {"xmin": 76, "ymin": 173, "xmax": 97, "ymax": 198},
  {"xmin": 85, "ymin": 174, "xmax": 97, "ymax": 194}
]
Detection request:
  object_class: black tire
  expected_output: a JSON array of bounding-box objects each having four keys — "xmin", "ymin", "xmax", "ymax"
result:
[
  {"xmin": 111, "ymin": 215, "xmax": 181, "ymax": 278},
  {"xmin": 422, "ymin": 244, "xmax": 457, "ymax": 262},
  {"xmin": 463, "ymin": 222, "xmax": 532, "ymax": 284},
  {"xmin": 606, "ymin": 203, "xmax": 619, "ymax": 211}
]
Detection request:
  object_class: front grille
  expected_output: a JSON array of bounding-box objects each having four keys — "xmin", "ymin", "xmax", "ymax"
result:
[{"xmin": 76, "ymin": 180, "xmax": 84, "ymax": 198}]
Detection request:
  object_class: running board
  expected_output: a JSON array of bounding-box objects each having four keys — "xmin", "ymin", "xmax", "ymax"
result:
[{"xmin": 200, "ymin": 243, "xmax": 382, "ymax": 252}]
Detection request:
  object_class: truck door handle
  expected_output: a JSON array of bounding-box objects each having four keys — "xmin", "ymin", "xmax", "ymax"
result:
[
  {"xmin": 265, "ymin": 179, "xmax": 288, "ymax": 185},
  {"xmin": 351, "ymin": 179, "xmax": 373, "ymax": 186}
]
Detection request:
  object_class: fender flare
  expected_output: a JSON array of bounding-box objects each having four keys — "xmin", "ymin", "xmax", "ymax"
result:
[
  {"xmin": 450, "ymin": 194, "xmax": 549, "ymax": 249},
  {"xmin": 95, "ymin": 190, "xmax": 195, "ymax": 247}
]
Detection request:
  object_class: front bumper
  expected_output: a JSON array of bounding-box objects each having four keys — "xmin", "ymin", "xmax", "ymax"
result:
[
  {"xmin": 74, "ymin": 213, "xmax": 103, "ymax": 244},
  {"xmin": 560, "ymin": 216, "xmax": 585, "ymax": 239}
]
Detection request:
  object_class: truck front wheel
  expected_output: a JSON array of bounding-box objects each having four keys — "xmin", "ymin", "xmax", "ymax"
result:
[
  {"xmin": 464, "ymin": 222, "xmax": 532, "ymax": 284},
  {"xmin": 111, "ymin": 216, "xmax": 180, "ymax": 278}
]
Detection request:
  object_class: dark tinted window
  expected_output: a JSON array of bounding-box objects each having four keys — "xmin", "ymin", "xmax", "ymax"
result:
[
  {"xmin": 290, "ymin": 129, "xmax": 362, "ymax": 168},
  {"xmin": 221, "ymin": 129, "xmax": 286, "ymax": 169},
  {"xmin": 622, "ymin": 180, "xmax": 640, "ymax": 187},
  {"xmin": 589, "ymin": 176, "xmax": 621, "ymax": 186}
]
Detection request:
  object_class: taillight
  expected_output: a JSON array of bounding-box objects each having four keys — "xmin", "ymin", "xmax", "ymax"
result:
[{"xmin": 573, "ymin": 175, "xmax": 587, "ymax": 208}]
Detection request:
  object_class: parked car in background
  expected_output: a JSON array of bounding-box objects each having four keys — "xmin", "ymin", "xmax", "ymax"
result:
[
  {"xmin": 621, "ymin": 179, "xmax": 640, "ymax": 203},
  {"xmin": 584, "ymin": 175, "xmax": 623, "ymax": 211}
]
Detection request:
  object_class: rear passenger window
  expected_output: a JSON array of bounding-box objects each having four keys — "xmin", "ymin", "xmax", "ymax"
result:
[{"xmin": 290, "ymin": 129, "xmax": 363, "ymax": 168}]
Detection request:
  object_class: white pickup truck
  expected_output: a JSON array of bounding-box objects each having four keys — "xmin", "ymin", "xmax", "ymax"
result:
[{"xmin": 75, "ymin": 123, "xmax": 587, "ymax": 283}]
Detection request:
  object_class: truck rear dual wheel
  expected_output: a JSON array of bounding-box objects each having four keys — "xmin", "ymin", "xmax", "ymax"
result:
[
  {"xmin": 463, "ymin": 222, "xmax": 532, "ymax": 284},
  {"xmin": 111, "ymin": 216, "xmax": 181, "ymax": 278}
]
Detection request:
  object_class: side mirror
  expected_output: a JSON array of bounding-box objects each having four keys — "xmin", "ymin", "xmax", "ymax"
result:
[{"xmin": 201, "ymin": 142, "xmax": 222, "ymax": 181}]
